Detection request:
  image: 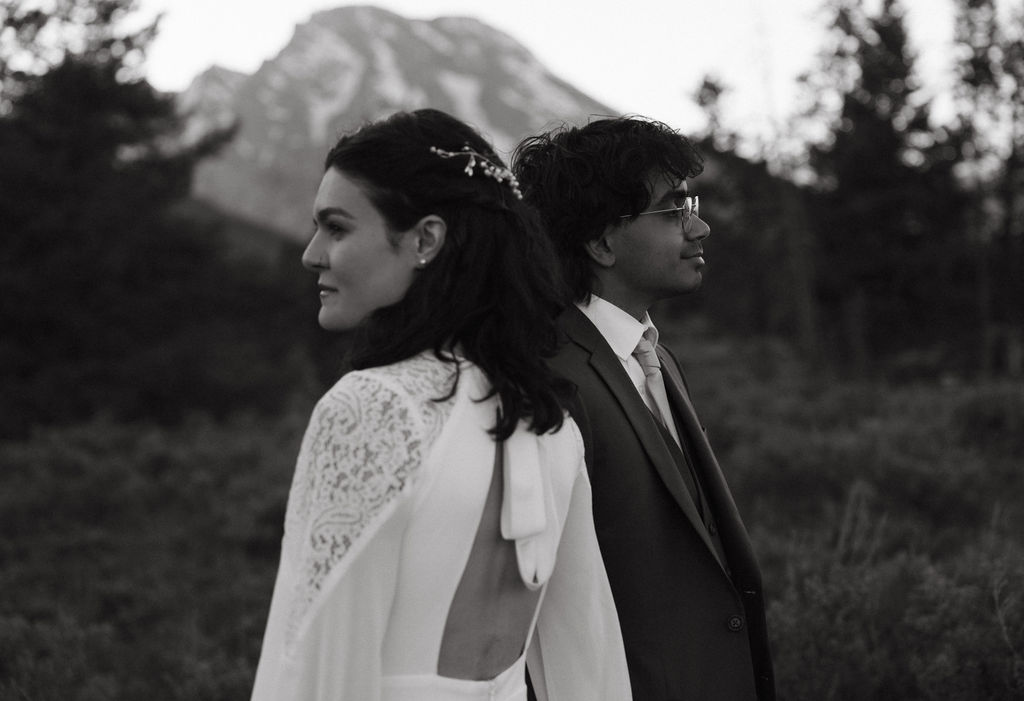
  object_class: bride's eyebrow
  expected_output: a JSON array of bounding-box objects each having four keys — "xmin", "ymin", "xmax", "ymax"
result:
[{"xmin": 315, "ymin": 206, "xmax": 356, "ymax": 221}]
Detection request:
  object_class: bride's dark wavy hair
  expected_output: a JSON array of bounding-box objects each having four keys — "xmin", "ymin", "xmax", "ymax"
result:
[{"xmin": 325, "ymin": 108, "xmax": 571, "ymax": 440}]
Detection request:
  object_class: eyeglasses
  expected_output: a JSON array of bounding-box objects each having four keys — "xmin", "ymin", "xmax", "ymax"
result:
[{"xmin": 620, "ymin": 195, "xmax": 700, "ymax": 231}]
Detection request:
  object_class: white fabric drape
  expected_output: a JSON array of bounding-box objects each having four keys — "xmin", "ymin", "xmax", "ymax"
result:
[{"xmin": 251, "ymin": 352, "xmax": 631, "ymax": 701}]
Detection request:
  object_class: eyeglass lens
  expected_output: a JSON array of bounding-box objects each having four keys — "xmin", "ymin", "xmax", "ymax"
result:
[{"xmin": 680, "ymin": 196, "xmax": 699, "ymax": 229}]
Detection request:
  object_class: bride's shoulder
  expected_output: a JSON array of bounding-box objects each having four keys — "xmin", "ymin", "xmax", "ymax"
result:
[
  {"xmin": 363, "ymin": 350, "xmax": 459, "ymax": 397},
  {"xmin": 316, "ymin": 351, "xmax": 459, "ymax": 434},
  {"xmin": 329, "ymin": 351, "xmax": 455, "ymax": 400}
]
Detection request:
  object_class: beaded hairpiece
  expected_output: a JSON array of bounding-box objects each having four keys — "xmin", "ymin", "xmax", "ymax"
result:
[{"xmin": 429, "ymin": 145, "xmax": 523, "ymax": 200}]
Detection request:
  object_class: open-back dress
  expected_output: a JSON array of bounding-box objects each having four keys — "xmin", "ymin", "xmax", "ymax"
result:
[{"xmin": 251, "ymin": 351, "xmax": 631, "ymax": 701}]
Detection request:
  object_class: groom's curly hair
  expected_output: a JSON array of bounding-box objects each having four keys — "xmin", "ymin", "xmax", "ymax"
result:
[{"xmin": 513, "ymin": 116, "xmax": 704, "ymax": 304}]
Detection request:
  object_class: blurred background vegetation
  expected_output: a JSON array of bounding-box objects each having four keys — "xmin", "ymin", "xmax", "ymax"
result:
[{"xmin": 1, "ymin": 0, "xmax": 1022, "ymax": 698}]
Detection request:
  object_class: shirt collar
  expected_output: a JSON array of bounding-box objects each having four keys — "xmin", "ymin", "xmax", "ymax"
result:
[{"xmin": 576, "ymin": 295, "xmax": 659, "ymax": 361}]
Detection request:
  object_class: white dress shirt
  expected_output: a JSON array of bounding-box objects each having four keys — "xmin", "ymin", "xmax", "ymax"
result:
[{"xmin": 576, "ymin": 295, "xmax": 681, "ymax": 445}]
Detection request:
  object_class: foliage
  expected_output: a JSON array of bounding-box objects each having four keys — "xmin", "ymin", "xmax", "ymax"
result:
[
  {"xmin": 951, "ymin": 0, "xmax": 1024, "ymax": 378},
  {"xmin": 659, "ymin": 139, "xmax": 823, "ymax": 366},
  {"xmin": 2, "ymin": 1, "xmax": 1022, "ymax": 698},
  {"xmin": 4, "ymin": 330, "xmax": 1023, "ymax": 699},
  {"xmin": 0, "ymin": 411, "xmax": 310, "ymax": 700},
  {"xmin": 0, "ymin": 0, "xmax": 343, "ymax": 438},
  {"xmin": 0, "ymin": 0, "xmax": 153, "ymax": 112},
  {"xmin": 803, "ymin": 0, "xmax": 969, "ymax": 376},
  {"xmin": 689, "ymin": 0, "xmax": 1024, "ymax": 382},
  {"xmin": 667, "ymin": 327, "xmax": 1024, "ymax": 699}
]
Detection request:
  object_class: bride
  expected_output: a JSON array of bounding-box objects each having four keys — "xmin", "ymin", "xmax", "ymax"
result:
[{"xmin": 250, "ymin": 109, "xmax": 631, "ymax": 701}]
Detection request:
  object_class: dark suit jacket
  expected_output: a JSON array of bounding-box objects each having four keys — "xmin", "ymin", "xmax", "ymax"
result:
[{"xmin": 549, "ymin": 307, "xmax": 775, "ymax": 701}]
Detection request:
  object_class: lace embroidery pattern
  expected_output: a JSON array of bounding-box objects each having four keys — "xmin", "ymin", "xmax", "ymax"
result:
[
  {"xmin": 369, "ymin": 351, "xmax": 459, "ymax": 444},
  {"xmin": 282, "ymin": 352, "xmax": 458, "ymax": 646}
]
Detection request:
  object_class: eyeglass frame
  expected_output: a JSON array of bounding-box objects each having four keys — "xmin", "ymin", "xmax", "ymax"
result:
[{"xmin": 619, "ymin": 195, "xmax": 700, "ymax": 232}]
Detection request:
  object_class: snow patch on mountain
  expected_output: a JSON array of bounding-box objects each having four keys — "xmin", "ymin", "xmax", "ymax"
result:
[
  {"xmin": 434, "ymin": 16, "xmax": 523, "ymax": 54},
  {"xmin": 500, "ymin": 54, "xmax": 593, "ymax": 118},
  {"xmin": 411, "ymin": 21, "xmax": 457, "ymax": 55},
  {"xmin": 297, "ymin": 31, "xmax": 367, "ymax": 141},
  {"xmin": 437, "ymin": 70, "xmax": 515, "ymax": 152},
  {"xmin": 370, "ymin": 37, "xmax": 421, "ymax": 107},
  {"xmin": 176, "ymin": 66, "xmax": 244, "ymax": 145},
  {"xmin": 178, "ymin": 66, "xmax": 244, "ymax": 110}
]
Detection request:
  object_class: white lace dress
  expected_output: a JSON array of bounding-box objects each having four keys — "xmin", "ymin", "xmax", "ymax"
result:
[{"xmin": 250, "ymin": 351, "xmax": 631, "ymax": 701}]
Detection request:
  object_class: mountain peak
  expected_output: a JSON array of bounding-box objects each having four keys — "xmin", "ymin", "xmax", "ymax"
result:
[
  {"xmin": 182, "ymin": 65, "xmax": 248, "ymax": 96},
  {"xmin": 183, "ymin": 5, "xmax": 615, "ymax": 239},
  {"xmin": 309, "ymin": 4, "xmax": 405, "ymax": 21}
]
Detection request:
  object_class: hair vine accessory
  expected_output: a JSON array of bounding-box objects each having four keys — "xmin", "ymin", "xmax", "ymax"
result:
[{"xmin": 429, "ymin": 145, "xmax": 523, "ymax": 200}]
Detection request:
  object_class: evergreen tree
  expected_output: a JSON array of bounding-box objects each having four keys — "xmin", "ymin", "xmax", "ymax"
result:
[
  {"xmin": 952, "ymin": 0, "xmax": 1024, "ymax": 378},
  {"xmin": 0, "ymin": 0, "xmax": 248, "ymax": 436},
  {"xmin": 691, "ymin": 75, "xmax": 823, "ymax": 366},
  {"xmin": 807, "ymin": 0, "xmax": 966, "ymax": 376}
]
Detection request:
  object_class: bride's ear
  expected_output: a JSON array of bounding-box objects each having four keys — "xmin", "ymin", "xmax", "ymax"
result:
[{"xmin": 411, "ymin": 215, "xmax": 446, "ymax": 268}]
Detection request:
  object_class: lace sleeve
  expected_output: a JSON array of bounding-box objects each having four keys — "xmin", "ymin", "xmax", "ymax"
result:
[{"xmin": 280, "ymin": 370, "xmax": 425, "ymax": 647}]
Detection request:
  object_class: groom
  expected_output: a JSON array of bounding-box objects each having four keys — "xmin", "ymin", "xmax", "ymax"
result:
[{"xmin": 514, "ymin": 117, "xmax": 775, "ymax": 701}]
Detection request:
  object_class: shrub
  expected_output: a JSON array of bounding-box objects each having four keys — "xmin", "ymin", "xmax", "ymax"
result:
[{"xmin": 0, "ymin": 411, "xmax": 309, "ymax": 699}]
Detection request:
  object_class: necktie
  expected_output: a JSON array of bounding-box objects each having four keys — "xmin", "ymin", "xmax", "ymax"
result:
[
  {"xmin": 633, "ymin": 331, "xmax": 709, "ymax": 518},
  {"xmin": 633, "ymin": 331, "xmax": 677, "ymax": 442}
]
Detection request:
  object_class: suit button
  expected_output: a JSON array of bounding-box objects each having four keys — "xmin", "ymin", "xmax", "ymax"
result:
[
  {"xmin": 707, "ymin": 520, "xmax": 717, "ymax": 535},
  {"xmin": 727, "ymin": 614, "xmax": 745, "ymax": 632}
]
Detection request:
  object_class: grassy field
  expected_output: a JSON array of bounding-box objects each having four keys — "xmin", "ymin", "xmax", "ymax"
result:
[
  {"xmin": 674, "ymin": 334, "xmax": 1024, "ymax": 699},
  {"xmin": 2, "ymin": 334, "xmax": 1022, "ymax": 700}
]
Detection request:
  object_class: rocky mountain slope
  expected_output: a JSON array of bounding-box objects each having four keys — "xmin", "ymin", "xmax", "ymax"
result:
[{"xmin": 179, "ymin": 5, "xmax": 615, "ymax": 239}]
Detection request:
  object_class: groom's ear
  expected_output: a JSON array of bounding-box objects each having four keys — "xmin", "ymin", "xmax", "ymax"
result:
[{"xmin": 584, "ymin": 227, "xmax": 617, "ymax": 268}]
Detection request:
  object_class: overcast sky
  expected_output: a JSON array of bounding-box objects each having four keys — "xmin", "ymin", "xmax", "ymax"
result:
[{"xmin": 137, "ymin": 0, "xmax": 966, "ymax": 147}]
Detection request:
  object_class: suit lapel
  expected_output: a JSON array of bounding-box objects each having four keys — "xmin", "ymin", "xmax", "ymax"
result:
[
  {"xmin": 561, "ymin": 309, "xmax": 709, "ymax": 543},
  {"xmin": 659, "ymin": 347, "xmax": 760, "ymax": 584}
]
